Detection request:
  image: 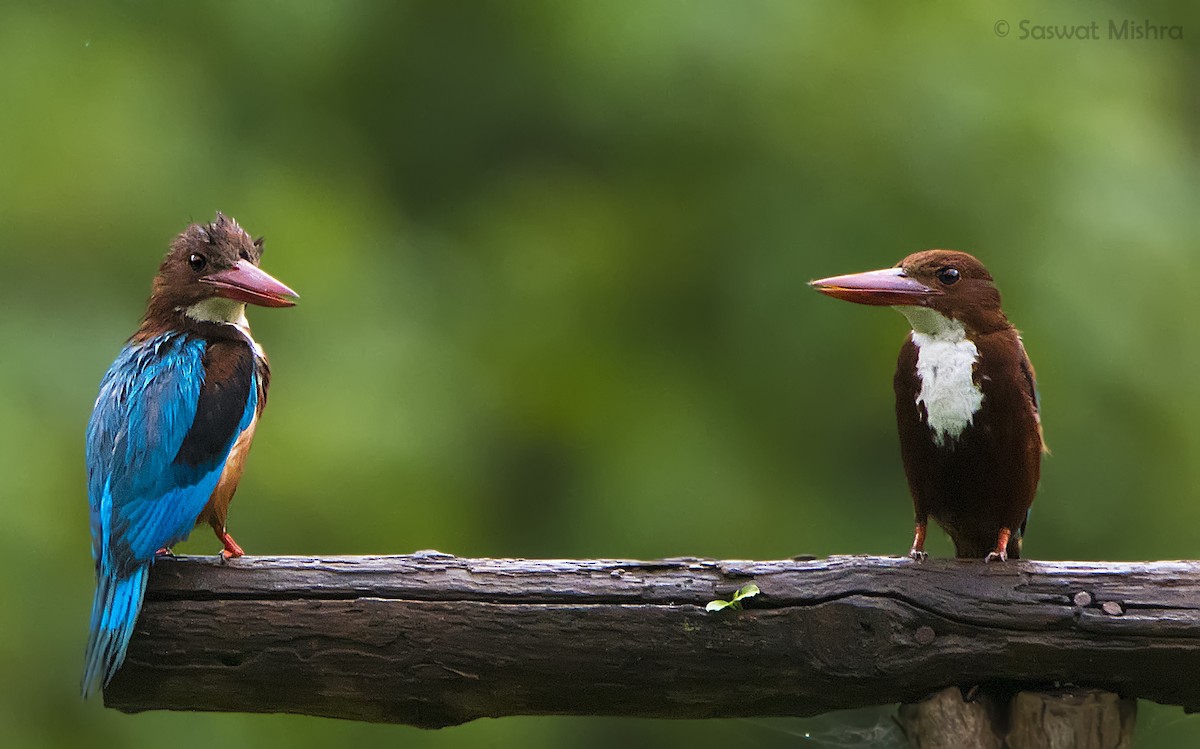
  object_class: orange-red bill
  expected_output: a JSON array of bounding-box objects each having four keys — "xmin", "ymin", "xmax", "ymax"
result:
[
  {"xmin": 809, "ymin": 267, "xmax": 939, "ymax": 306},
  {"xmin": 202, "ymin": 260, "xmax": 299, "ymax": 308}
]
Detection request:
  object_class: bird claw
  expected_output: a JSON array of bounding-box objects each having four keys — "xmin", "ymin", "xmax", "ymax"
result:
[
  {"xmin": 984, "ymin": 527, "xmax": 1013, "ymax": 563},
  {"xmin": 217, "ymin": 531, "xmax": 245, "ymax": 561},
  {"xmin": 908, "ymin": 522, "xmax": 928, "ymax": 563},
  {"xmin": 154, "ymin": 547, "xmax": 174, "ymax": 557}
]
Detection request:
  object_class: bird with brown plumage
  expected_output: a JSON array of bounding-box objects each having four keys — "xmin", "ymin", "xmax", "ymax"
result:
[{"xmin": 811, "ymin": 250, "xmax": 1046, "ymax": 562}]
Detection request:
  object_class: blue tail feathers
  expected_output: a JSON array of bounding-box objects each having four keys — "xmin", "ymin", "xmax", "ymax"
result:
[{"xmin": 81, "ymin": 564, "xmax": 150, "ymax": 698}]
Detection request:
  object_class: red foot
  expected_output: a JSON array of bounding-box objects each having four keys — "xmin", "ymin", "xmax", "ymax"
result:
[
  {"xmin": 218, "ymin": 532, "xmax": 245, "ymax": 560},
  {"xmin": 155, "ymin": 547, "xmax": 174, "ymax": 557},
  {"xmin": 908, "ymin": 521, "xmax": 928, "ymax": 561},
  {"xmin": 985, "ymin": 527, "xmax": 1012, "ymax": 563}
]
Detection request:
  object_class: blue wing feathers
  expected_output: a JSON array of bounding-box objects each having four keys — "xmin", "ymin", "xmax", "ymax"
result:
[{"xmin": 83, "ymin": 331, "xmax": 259, "ymax": 695}]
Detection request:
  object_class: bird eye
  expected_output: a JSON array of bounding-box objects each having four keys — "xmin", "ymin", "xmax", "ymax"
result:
[
  {"xmin": 937, "ymin": 267, "xmax": 960, "ymax": 285},
  {"xmin": 188, "ymin": 253, "xmax": 207, "ymax": 272}
]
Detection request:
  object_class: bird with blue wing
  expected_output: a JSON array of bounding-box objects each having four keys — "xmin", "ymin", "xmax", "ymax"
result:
[{"xmin": 82, "ymin": 213, "xmax": 298, "ymax": 697}]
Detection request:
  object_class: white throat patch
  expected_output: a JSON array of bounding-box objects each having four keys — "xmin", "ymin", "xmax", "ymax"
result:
[
  {"xmin": 182, "ymin": 297, "xmax": 264, "ymax": 357},
  {"xmin": 896, "ymin": 307, "xmax": 984, "ymax": 447},
  {"xmin": 184, "ymin": 297, "xmax": 250, "ymax": 330}
]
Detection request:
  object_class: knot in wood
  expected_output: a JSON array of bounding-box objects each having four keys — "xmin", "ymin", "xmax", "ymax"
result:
[{"xmin": 915, "ymin": 625, "xmax": 936, "ymax": 645}]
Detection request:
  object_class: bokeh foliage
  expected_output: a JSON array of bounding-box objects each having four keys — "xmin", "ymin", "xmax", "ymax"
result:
[{"xmin": 2, "ymin": 1, "xmax": 1199, "ymax": 747}]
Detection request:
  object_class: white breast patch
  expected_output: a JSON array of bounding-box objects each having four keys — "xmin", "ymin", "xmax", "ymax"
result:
[{"xmin": 898, "ymin": 307, "xmax": 985, "ymax": 447}]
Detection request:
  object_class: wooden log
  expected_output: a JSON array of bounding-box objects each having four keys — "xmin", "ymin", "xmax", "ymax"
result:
[{"xmin": 103, "ymin": 554, "xmax": 1200, "ymax": 728}]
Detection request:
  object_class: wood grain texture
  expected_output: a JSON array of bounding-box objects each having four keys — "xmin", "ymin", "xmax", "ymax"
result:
[{"xmin": 103, "ymin": 554, "xmax": 1200, "ymax": 727}]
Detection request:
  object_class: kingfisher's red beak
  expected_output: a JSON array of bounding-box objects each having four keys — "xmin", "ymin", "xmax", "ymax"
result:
[
  {"xmin": 809, "ymin": 267, "xmax": 940, "ymax": 306},
  {"xmin": 201, "ymin": 260, "xmax": 299, "ymax": 308}
]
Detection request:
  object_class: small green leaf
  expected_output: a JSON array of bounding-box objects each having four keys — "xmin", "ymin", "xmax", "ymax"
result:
[
  {"xmin": 731, "ymin": 583, "xmax": 761, "ymax": 602},
  {"xmin": 705, "ymin": 582, "xmax": 761, "ymax": 613}
]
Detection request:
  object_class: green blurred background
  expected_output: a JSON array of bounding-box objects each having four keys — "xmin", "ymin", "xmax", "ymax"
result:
[{"xmin": 3, "ymin": 1, "xmax": 1199, "ymax": 746}]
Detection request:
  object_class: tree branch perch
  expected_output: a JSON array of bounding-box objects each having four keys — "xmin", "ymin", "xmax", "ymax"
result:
[{"xmin": 103, "ymin": 554, "xmax": 1200, "ymax": 728}]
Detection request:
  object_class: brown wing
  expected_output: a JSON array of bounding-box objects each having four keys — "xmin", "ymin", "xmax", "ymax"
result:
[
  {"xmin": 893, "ymin": 334, "xmax": 934, "ymax": 521},
  {"xmin": 1016, "ymin": 335, "xmax": 1047, "ymax": 454}
]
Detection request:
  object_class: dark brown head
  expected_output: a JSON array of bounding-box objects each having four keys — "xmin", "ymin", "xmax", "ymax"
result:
[
  {"xmin": 809, "ymin": 250, "xmax": 1009, "ymax": 336},
  {"xmin": 143, "ymin": 213, "xmax": 298, "ymax": 329}
]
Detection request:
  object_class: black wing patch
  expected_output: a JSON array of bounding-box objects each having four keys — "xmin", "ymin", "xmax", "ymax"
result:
[{"xmin": 174, "ymin": 341, "xmax": 255, "ymax": 468}]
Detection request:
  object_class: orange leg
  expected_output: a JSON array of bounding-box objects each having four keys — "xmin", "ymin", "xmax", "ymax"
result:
[
  {"xmin": 217, "ymin": 530, "xmax": 245, "ymax": 560},
  {"xmin": 909, "ymin": 521, "xmax": 929, "ymax": 561},
  {"xmin": 984, "ymin": 527, "xmax": 1012, "ymax": 563}
]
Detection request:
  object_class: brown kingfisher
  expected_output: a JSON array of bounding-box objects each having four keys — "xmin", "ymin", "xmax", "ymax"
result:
[
  {"xmin": 809, "ymin": 250, "xmax": 1045, "ymax": 562},
  {"xmin": 82, "ymin": 213, "xmax": 298, "ymax": 696}
]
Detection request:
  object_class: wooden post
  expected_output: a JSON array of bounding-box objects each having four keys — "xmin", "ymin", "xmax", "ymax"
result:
[
  {"xmin": 898, "ymin": 687, "xmax": 1136, "ymax": 749},
  {"xmin": 103, "ymin": 554, "xmax": 1198, "ymax": 736}
]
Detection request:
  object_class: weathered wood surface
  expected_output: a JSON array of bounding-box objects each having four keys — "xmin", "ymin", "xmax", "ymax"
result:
[{"xmin": 104, "ymin": 554, "xmax": 1200, "ymax": 728}]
